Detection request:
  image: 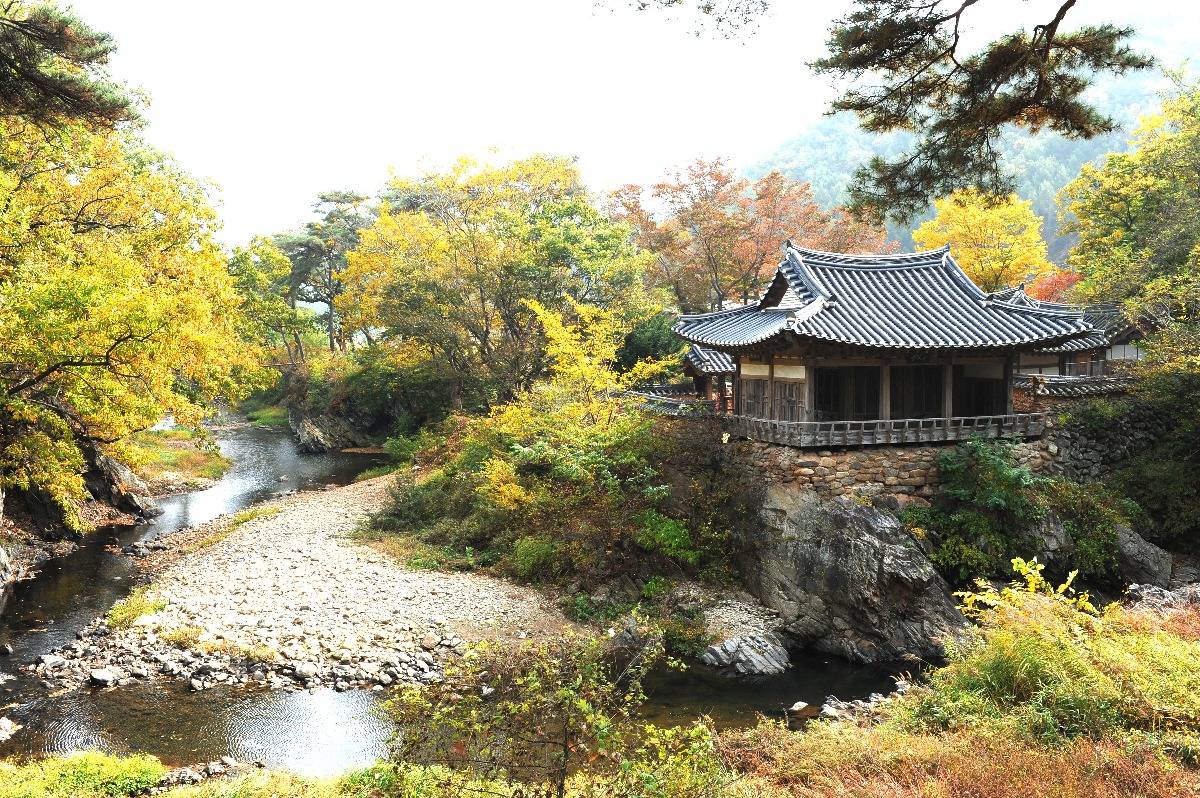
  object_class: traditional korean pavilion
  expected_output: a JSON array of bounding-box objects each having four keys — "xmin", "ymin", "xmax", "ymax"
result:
[{"xmin": 672, "ymin": 243, "xmax": 1095, "ymax": 447}]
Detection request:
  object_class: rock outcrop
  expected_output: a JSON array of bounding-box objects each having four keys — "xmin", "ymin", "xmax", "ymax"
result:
[
  {"xmin": 1116, "ymin": 526, "xmax": 1174, "ymax": 588},
  {"xmin": 288, "ymin": 408, "xmax": 374, "ymax": 453},
  {"xmin": 737, "ymin": 483, "xmax": 966, "ymax": 663},
  {"xmin": 700, "ymin": 632, "xmax": 791, "ymax": 676},
  {"xmin": 83, "ymin": 444, "xmax": 160, "ymax": 519}
]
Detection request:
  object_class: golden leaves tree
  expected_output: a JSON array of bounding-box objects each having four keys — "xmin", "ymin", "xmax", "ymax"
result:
[
  {"xmin": 338, "ymin": 156, "xmax": 656, "ymax": 411},
  {"xmin": 0, "ymin": 120, "xmax": 262, "ymax": 527},
  {"xmin": 913, "ymin": 189, "xmax": 1053, "ymax": 292}
]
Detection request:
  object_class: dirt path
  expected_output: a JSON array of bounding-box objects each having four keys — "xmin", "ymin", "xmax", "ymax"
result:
[{"xmin": 28, "ymin": 476, "xmax": 567, "ymax": 692}]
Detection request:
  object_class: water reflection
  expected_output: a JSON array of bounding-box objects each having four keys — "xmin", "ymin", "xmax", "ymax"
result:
[{"xmin": 0, "ymin": 423, "xmax": 387, "ymax": 767}]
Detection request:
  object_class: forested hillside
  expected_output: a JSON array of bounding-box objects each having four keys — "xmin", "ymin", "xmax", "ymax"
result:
[{"xmin": 749, "ymin": 75, "xmax": 1164, "ymax": 261}]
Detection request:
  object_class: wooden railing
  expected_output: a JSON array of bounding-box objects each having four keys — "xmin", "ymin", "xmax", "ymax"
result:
[{"xmin": 722, "ymin": 413, "xmax": 1048, "ymax": 449}]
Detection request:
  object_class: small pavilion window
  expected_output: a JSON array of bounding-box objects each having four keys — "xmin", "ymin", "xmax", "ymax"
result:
[
  {"xmin": 890, "ymin": 365, "xmax": 943, "ymax": 419},
  {"xmin": 954, "ymin": 363, "xmax": 1006, "ymax": 416}
]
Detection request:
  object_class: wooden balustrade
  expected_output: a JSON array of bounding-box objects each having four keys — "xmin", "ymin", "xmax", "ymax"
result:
[{"xmin": 721, "ymin": 413, "xmax": 1047, "ymax": 448}]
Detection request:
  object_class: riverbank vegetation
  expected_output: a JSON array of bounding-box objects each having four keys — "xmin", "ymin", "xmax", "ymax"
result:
[{"xmin": 116, "ymin": 430, "xmax": 231, "ymax": 493}]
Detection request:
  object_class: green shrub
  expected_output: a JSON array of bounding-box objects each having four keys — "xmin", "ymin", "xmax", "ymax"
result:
[
  {"xmin": 0, "ymin": 751, "xmax": 166, "ymax": 798},
  {"xmin": 641, "ymin": 575, "xmax": 671, "ymax": 600},
  {"xmin": 905, "ymin": 438, "xmax": 1044, "ymax": 583},
  {"xmin": 635, "ymin": 510, "xmax": 699, "ymax": 565},
  {"xmin": 509, "ymin": 535, "xmax": 559, "ymax": 580},
  {"xmin": 1038, "ymin": 479, "xmax": 1138, "ymax": 579}
]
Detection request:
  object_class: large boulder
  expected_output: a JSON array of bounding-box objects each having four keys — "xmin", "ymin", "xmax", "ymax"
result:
[
  {"xmin": 288, "ymin": 408, "xmax": 373, "ymax": 454},
  {"xmin": 83, "ymin": 447, "xmax": 160, "ymax": 518},
  {"xmin": 738, "ymin": 483, "xmax": 966, "ymax": 663},
  {"xmin": 1116, "ymin": 525, "xmax": 1173, "ymax": 588}
]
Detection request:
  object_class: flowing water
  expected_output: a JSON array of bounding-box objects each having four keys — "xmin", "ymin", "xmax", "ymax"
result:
[{"xmin": 0, "ymin": 423, "xmax": 905, "ymax": 777}]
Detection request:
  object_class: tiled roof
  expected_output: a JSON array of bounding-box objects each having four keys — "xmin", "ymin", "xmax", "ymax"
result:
[
  {"xmin": 674, "ymin": 244, "xmax": 1093, "ymax": 351},
  {"xmin": 683, "ymin": 344, "xmax": 735, "ymax": 375},
  {"xmin": 989, "ymin": 288, "xmax": 1133, "ymax": 353},
  {"xmin": 1014, "ymin": 373, "xmax": 1134, "ymax": 397}
]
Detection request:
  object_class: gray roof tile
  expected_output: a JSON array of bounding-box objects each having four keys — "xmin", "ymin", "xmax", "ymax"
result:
[
  {"xmin": 684, "ymin": 345, "xmax": 735, "ymax": 374},
  {"xmin": 674, "ymin": 244, "xmax": 1093, "ymax": 351}
]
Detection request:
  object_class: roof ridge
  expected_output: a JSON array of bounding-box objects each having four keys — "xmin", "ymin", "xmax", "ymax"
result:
[
  {"xmin": 787, "ymin": 242, "xmax": 950, "ymax": 260},
  {"xmin": 786, "ymin": 248, "xmax": 834, "ymax": 301}
]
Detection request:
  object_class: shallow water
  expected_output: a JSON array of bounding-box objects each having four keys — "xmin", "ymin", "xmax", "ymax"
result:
[
  {"xmin": 0, "ymin": 423, "xmax": 908, "ymax": 775},
  {"xmin": 0, "ymin": 423, "xmax": 389, "ymax": 773}
]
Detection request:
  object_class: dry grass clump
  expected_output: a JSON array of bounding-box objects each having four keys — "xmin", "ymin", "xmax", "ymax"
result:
[{"xmin": 722, "ymin": 722, "xmax": 1199, "ymax": 798}]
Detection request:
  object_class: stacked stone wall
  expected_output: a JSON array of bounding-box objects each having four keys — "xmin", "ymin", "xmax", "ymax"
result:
[
  {"xmin": 656, "ymin": 416, "xmax": 1054, "ymax": 500},
  {"xmin": 1041, "ymin": 400, "xmax": 1168, "ymax": 481}
]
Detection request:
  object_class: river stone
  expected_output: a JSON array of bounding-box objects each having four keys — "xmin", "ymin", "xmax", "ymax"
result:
[
  {"xmin": 293, "ymin": 661, "xmax": 319, "ymax": 679},
  {"xmin": 89, "ymin": 668, "xmax": 117, "ymax": 686},
  {"xmin": 736, "ymin": 483, "xmax": 966, "ymax": 663}
]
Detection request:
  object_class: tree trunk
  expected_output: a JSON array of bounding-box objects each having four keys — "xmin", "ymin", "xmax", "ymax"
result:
[{"xmin": 327, "ymin": 302, "xmax": 336, "ymax": 352}]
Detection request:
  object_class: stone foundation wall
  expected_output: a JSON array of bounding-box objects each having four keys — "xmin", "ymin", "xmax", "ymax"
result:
[
  {"xmin": 656, "ymin": 416, "xmax": 1054, "ymax": 500},
  {"xmin": 1041, "ymin": 401, "xmax": 1168, "ymax": 481}
]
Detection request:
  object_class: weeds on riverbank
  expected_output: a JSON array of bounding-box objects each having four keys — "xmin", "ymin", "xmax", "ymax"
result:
[
  {"xmin": 244, "ymin": 405, "xmax": 289, "ymax": 427},
  {"xmin": 0, "ymin": 751, "xmax": 165, "ymax": 798},
  {"xmin": 117, "ymin": 429, "xmax": 231, "ymax": 488},
  {"xmin": 178, "ymin": 506, "xmax": 281, "ymax": 554},
  {"xmin": 105, "ymin": 586, "xmax": 165, "ymax": 629}
]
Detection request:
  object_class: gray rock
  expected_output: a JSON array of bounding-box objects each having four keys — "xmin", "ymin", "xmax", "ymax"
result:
[
  {"xmin": 1116, "ymin": 525, "xmax": 1173, "ymax": 588},
  {"xmin": 89, "ymin": 668, "xmax": 117, "ymax": 686},
  {"xmin": 1027, "ymin": 512, "xmax": 1076, "ymax": 574},
  {"xmin": 82, "ymin": 443, "xmax": 161, "ymax": 518},
  {"xmin": 737, "ymin": 484, "xmax": 966, "ymax": 663},
  {"xmin": 293, "ymin": 661, "xmax": 319, "ymax": 679},
  {"xmin": 701, "ymin": 633, "xmax": 790, "ymax": 676}
]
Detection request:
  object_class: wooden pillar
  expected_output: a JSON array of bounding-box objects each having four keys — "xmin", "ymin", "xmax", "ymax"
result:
[
  {"xmin": 1003, "ymin": 354, "xmax": 1014, "ymax": 414},
  {"xmin": 734, "ymin": 355, "xmax": 742, "ymax": 416},
  {"xmin": 942, "ymin": 361, "xmax": 954, "ymax": 418},
  {"xmin": 804, "ymin": 364, "xmax": 816, "ymax": 422},
  {"xmin": 879, "ymin": 363, "xmax": 891, "ymax": 420},
  {"xmin": 767, "ymin": 355, "xmax": 775, "ymax": 421}
]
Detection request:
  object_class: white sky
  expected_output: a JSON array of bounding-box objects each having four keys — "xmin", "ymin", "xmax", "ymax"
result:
[{"xmin": 66, "ymin": 1, "xmax": 1195, "ymax": 245}]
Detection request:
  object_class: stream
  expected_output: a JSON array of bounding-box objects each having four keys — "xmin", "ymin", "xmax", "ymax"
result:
[{"xmin": 0, "ymin": 423, "xmax": 904, "ymax": 777}]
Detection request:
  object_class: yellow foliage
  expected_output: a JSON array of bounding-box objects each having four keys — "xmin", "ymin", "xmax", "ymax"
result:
[
  {"xmin": 477, "ymin": 457, "xmax": 531, "ymax": 510},
  {"xmin": 337, "ymin": 155, "xmax": 656, "ymax": 407},
  {"xmin": 0, "ymin": 119, "xmax": 264, "ymax": 526},
  {"xmin": 914, "ymin": 188, "xmax": 1053, "ymax": 292}
]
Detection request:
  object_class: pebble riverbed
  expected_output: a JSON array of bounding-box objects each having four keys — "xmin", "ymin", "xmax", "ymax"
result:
[{"xmin": 26, "ymin": 476, "xmax": 567, "ymax": 693}]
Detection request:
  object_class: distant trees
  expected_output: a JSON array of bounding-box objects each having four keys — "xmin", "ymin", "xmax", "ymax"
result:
[
  {"xmin": 913, "ymin": 189, "xmax": 1052, "ymax": 292},
  {"xmin": 338, "ymin": 156, "xmax": 655, "ymax": 410},
  {"xmin": 273, "ymin": 191, "xmax": 372, "ymax": 353},
  {"xmin": 227, "ymin": 238, "xmax": 313, "ymax": 368},
  {"xmin": 1060, "ymin": 82, "xmax": 1200, "ymax": 376},
  {"xmin": 612, "ymin": 159, "xmax": 892, "ymax": 313}
]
